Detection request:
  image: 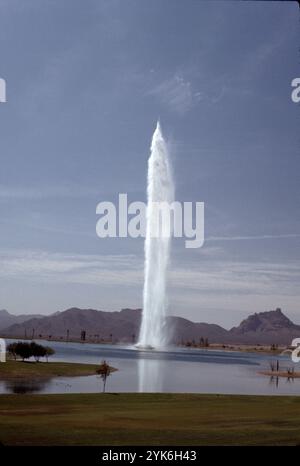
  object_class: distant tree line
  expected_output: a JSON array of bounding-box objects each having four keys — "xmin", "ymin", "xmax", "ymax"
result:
[
  {"xmin": 7, "ymin": 342, "xmax": 55, "ymax": 362},
  {"xmin": 185, "ymin": 337, "xmax": 209, "ymax": 348},
  {"xmin": 25, "ymin": 329, "xmax": 120, "ymax": 344}
]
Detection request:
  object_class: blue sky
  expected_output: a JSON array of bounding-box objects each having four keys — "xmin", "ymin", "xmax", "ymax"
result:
[{"xmin": 0, "ymin": 0, "xmax": 299, "ymax": 327}]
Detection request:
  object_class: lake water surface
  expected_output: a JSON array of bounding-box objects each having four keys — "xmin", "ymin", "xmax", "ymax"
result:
[{"xmin": 1, "ymin": 340, "xmax": 299, "ymax": 395}]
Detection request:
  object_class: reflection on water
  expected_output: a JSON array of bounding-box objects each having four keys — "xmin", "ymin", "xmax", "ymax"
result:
[
  {"xmin": 269, "ymin": 375, "xmax": 295, "ymax": 389},
  {"xmin": 138, "ymin": 356, "xmax": 164, "ymax": 392},
  {"xmin": 269, "ymin": 376, "xmax": 279, "ymax": 389},
  {"xmin": 4, "ymin": 379, "xmax": 48, "ymax": 394}
]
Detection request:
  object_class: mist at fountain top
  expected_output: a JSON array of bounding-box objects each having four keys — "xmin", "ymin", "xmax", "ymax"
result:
[{"xmin": 137, "ymin": 121, "xmax": 174, "ymax": 350}]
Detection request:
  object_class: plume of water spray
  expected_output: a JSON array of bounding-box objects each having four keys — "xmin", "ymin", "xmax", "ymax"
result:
[{"xmin": 138, "ymin": 121, "xmax": 174, "ymax": 349}]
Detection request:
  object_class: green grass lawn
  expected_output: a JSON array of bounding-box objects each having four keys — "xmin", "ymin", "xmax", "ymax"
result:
[
  {"xmin": 0, "ymin": 393, "xmax": 300, "ymax": 445},
  {"xmin": 0, "ymin": 359, "xmax": 102, "ymax": 380}
]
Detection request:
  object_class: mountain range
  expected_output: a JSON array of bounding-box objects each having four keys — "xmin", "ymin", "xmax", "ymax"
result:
[
  {"xmin": 0, "ymin": 309, "xmax": 43, "ymax": 331},
  {"xmin": 0, "ymin": 307, "xmax": 299, "ymax": 345}
]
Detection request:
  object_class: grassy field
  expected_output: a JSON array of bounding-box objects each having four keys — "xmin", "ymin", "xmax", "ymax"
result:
[
  {"xmin": 0, "ymin": 360, "xmax": 102, "ymax": 380},
  {"xmin": 0, "ymin": 393, "xmax": 300, "ymax": 445}
]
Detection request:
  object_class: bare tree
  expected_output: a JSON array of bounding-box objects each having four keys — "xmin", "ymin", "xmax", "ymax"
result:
[
  {"xmin": 269, "ymin": 360, "xmax": 276, "ymax": 372},
  {"xmin": 96, "ymin": 360, "xmax": 113, "ymax": 393}
]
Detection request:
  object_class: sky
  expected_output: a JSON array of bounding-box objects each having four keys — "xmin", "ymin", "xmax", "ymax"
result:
[{"xmin": 0, "ymin": 0, "xmax": 299, "ymax": 328}]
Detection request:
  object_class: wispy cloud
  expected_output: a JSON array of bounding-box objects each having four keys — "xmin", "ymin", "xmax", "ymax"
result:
[
  {"xmin": 207, "ymin": 233, "xmax": 300, "ymax": 242},
  {"xmin": 170, "ymin": 260, "xmax": 300, "ymax": 296},
  {"xmin": 1, "ymin": 248, "xmax": 299, "ymax": 325},
  {"xmin": 149, "ymin": 74, "xmax": 202, "ymax": 115},
  {"xmin": 0, "ymin": 249, "xmax": 143, "ymax": 287},
  {"xmin": 1, "ymin": 249, "xmax": 299, "ymax": 299},
  {"xmin": 0, "ymin": 185, "xmax": 100, "ymax": 200}
]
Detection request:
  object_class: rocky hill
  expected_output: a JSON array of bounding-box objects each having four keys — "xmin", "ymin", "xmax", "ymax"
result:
[
  {"xmin": 0, "ymin": 309, "xmax": 44, "ymax": 332},
  {"xmin": 229, "ymin": 308, "xmax": 300, "ymax": 344},
  {"xmin": 1, "ymin": 307, "xmax": 299, "ymax": 345}
]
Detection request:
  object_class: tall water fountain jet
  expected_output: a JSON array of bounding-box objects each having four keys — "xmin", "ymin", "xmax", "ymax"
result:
[{"xmin": 138, "ymin": 121, "xmax": 174, "ymax": 349}]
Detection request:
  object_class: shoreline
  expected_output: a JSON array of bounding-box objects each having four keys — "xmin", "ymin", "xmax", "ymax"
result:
[
  {"xmin": 259, "ymin": 370, "xmax": 300, "ymax": 379},
  {"xmin": 1, "ymin": 335, "xmax": 287, "ymax": 355},
  {"xmin": 0, "ymin": 359, "xmax": 117, "ymax": 382}
]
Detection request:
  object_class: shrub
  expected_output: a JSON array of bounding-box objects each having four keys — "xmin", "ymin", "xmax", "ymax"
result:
[
  {"xmin": 10, "ymin": 341, "xmax": 54, "ymax": 362},
  {"xmin": 7, "ymin": 342, "xmax": 18, "ymax": 360},
  {"xmin": 15, "ymin": 342, "xmax": 33, "ymax": 361},
  {"xmin": 44, "ymin": 346, "xmax": 55, "ymax": 362},
  {"xmin": 30, "ymin": 342, "xmax": 47, "ymax": 362}
]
